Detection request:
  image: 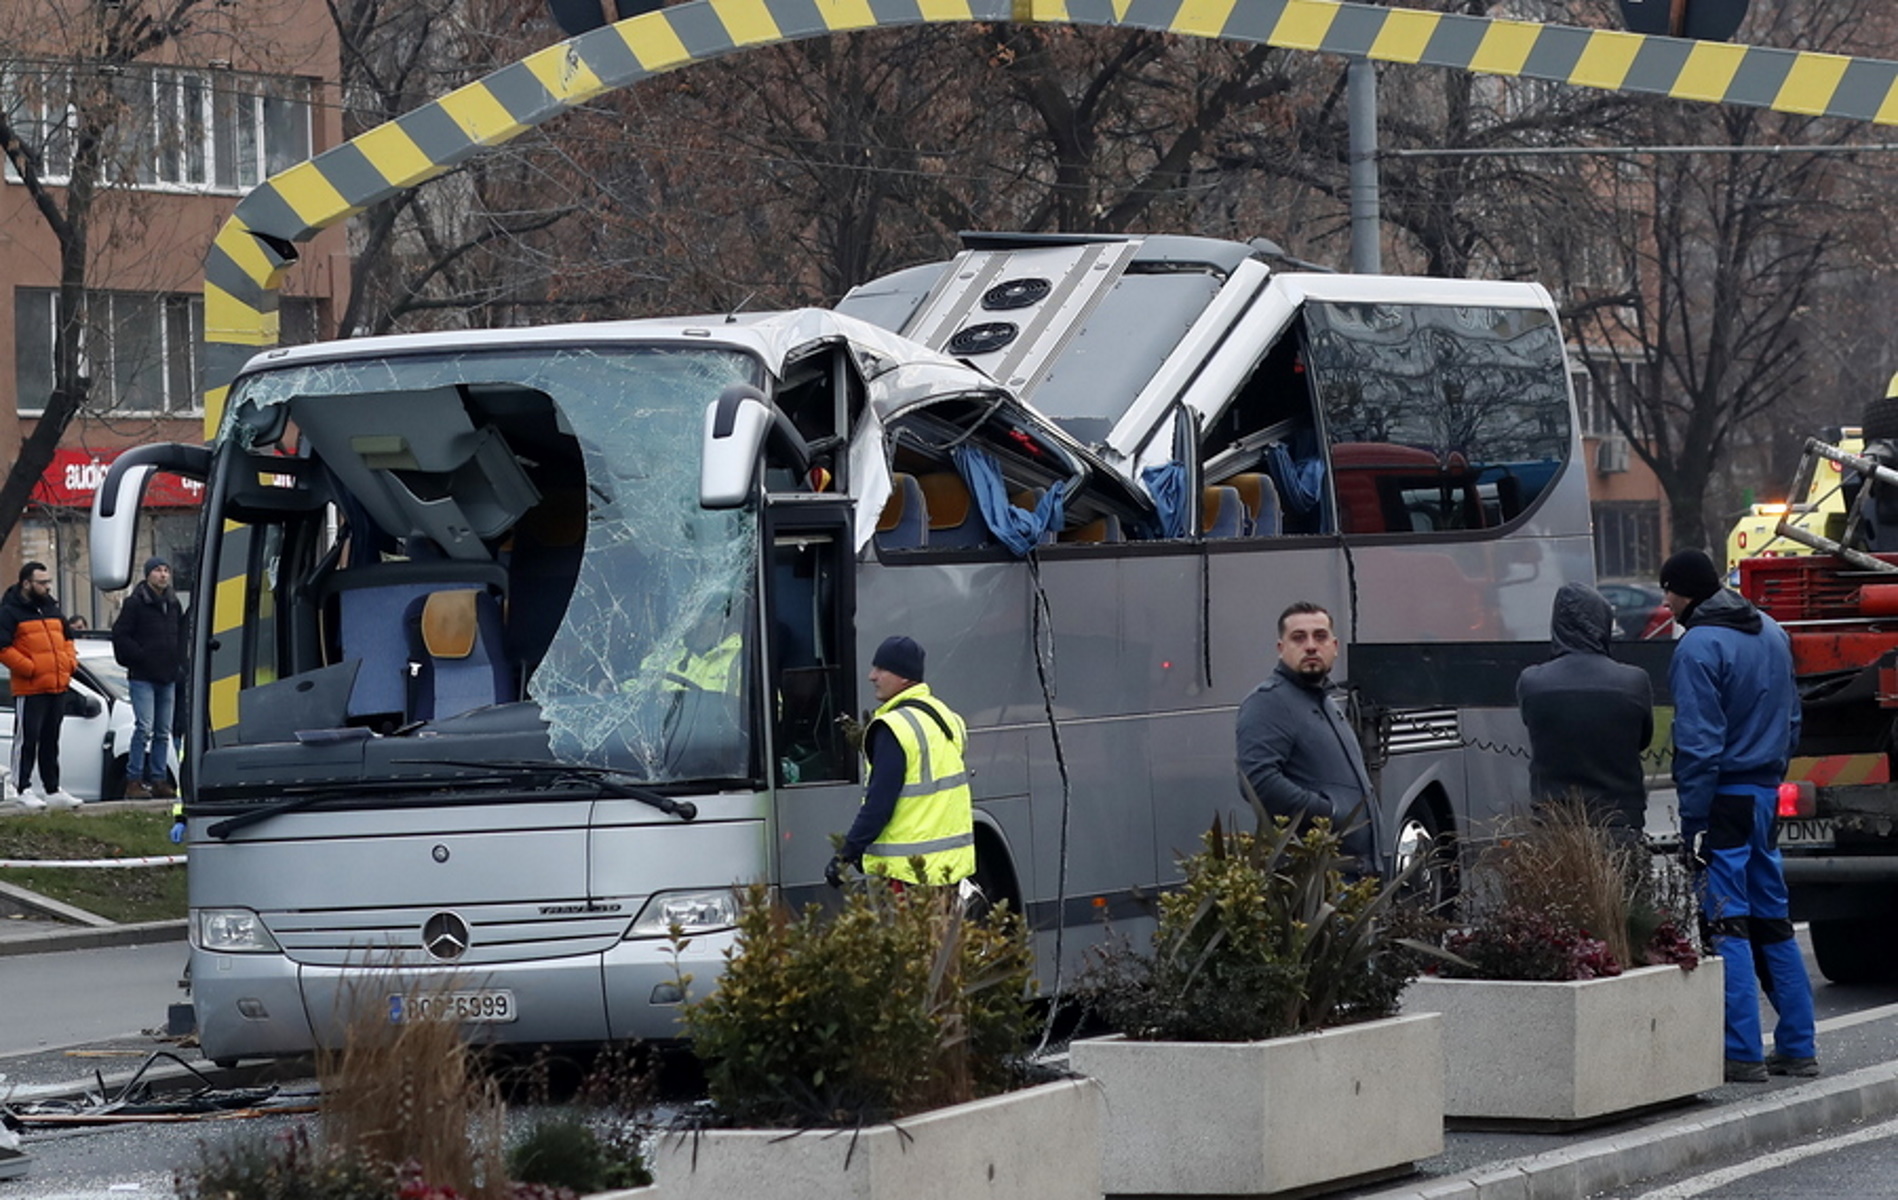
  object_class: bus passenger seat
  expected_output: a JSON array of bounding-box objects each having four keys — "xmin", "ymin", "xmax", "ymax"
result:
[
  {"xmin": 917, "ymin": 472, "xmax": 987, "ymax": 547},
  {"xmin": 1228, "ymin": 473, "xmax": 1284, "ymax": 536},
  {"xmin": 325, "ymin": 561, "xmax": 509, "ymax": 722},
  {"xmin": 1059, "ymin": 515, "xmax": 1124, "ymax": 544},
  {"xmin": 1010, "ymin": 488, "xmax": 1055, "ymax": 545},
  {"xmin": 1202, "ymin": 486, "xmax": 1248, "ymax": 538},
  {"xmin": 407, "ymin": 587, "xmax": 512, "ymax": 721},
  {"xmin": 875, "ymin": 473, "xmax": 928, "ymax": 552}
]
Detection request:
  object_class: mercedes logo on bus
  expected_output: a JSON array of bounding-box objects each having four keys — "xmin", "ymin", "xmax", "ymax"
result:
[{"xmin": 421, "ymin": 911, "xmax": 471, "ymax": 961}]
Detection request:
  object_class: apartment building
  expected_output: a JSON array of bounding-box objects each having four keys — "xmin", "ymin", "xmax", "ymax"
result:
[
  {"xmin": 1570, "ymin": 358, "xmax": 1669, "ymax": 584},
  {"xmin": 0, "ymin": 0, "xmax": 348, "ymax": 624}
]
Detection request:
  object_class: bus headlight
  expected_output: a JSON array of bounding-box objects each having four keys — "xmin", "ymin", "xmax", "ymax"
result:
[
  {"xmin": 194, "ymin": 908, "xmax": 281, "ymax": 953},
  {"xmin": 625, "ymin": 889, "xmax": 740, "ymax": 938}
]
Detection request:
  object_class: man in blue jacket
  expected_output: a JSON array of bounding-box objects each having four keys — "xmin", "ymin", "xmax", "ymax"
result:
[{"xmin": 1662, "ymin": 548, "xmax": 1817, "ymax": 1083}]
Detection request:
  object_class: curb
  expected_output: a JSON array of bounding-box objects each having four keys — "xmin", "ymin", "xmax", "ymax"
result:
[
  {"xmin": 0, "ymin": 879, "xmax": 115, "ymax": 927},
  {"xmin": 1363, "ymin": 1058, "xmax": 1898, "ymax": 1199},
  {"xmin": 0, "ymin": 919, "xmax": 188, "ymax": 958}
]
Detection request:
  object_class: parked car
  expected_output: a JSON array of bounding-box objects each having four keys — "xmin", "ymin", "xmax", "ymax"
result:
[
  {"xmin": 0, "ymin": 633, "xmax": 172, "ymax": 802},
  {"xmin": 1597, "ymin": 581, "xmax": 1675, "ymax": 641}
]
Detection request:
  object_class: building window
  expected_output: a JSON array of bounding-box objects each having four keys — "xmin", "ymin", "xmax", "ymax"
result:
[
  {"xmin": 1571, "ymin": 356, "xmax": 1651, "ymax": 439},
  {"xmin": 2, "ymin": 64, "xmax": 311, "ymax": 193},
  {"xmin": 1594, "ymin": 501, "xmax": 1662, "ymax": 580},
  {"xmin": 15, "ymin": 287, "xmax": 321, "ymax": 416}
]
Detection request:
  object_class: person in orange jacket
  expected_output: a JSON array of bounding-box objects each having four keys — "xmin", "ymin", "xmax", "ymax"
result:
[{"xmin": 1, "ymin": 561, "xmax": 81, "ymax": 810}]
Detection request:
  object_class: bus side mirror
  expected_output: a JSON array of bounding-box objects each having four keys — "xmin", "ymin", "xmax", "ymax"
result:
[
  {"xmin": 92, "ymin": 463, "xmax": 158, "ymax": 592},
  {"xmin": 700, "ymin": 385, "xmax": 811, "ymax": 509},
  {"xmin": 90, "ymin": 444, "xmax": 212, "ymax": 590}
]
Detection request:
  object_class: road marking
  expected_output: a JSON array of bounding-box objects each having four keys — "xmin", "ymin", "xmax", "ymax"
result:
[
  {"xmin": 1817, "ymin": 999, "xmax": 1898, "ymax": 1035},
  {"xmin": 1631, "ymin": 1114, "xmax": 1898, "ymax": 1198}
]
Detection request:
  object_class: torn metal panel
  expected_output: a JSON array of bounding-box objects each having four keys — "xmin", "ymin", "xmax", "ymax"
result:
[{"xmin": 2, "ymin": 1051, "xmax": 304, "ymax": 1127}]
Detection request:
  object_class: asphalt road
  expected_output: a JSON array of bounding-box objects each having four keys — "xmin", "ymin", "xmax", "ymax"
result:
[
  {"xmin": 1606, "ymin": 1111, "xmax": 1898, "ymax": 1197},
  {"xmin": 0, "ymin": 942, "xmax": 189, "ymax": 1057}
]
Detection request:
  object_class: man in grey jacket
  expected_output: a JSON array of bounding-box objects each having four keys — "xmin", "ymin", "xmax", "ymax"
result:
[{"xmin": 1236, "ymin": 601, "xmax": 1385, "ymax": 875}]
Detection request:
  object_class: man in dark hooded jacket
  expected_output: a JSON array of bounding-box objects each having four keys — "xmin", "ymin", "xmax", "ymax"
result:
[
  {"xmin": 111, "ymin": 557, "xmax": 188, "ymax": 799},
  {"xmin": 1516, "ymin": 583, "xmax": 1654, "ymax": 842},
  {"xmin": 1661, "ymin": 548, "xmax": 1816, "ymax": 1084}
]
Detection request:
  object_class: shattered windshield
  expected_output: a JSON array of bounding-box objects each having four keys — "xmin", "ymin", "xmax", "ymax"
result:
[{"xmin": 229, "ymin": 344, "xmax": 763, "ymax": 782}]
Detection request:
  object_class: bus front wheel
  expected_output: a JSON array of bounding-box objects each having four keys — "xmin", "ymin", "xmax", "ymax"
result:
[{"xmin": 967, "ymin": 832, "xmax": 1020, "ymax": 923}]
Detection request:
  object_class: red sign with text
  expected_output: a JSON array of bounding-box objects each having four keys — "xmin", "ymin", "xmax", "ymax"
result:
[{"xmin": 32, "ymin": 449, "xmax": 204, "ymax": 508}]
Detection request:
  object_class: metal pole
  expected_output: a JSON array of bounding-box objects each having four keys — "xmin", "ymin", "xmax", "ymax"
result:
[
  {"xmin": 1348, "ymin": 56, "xmax": 1380, "ymax": 274},
  {"xmin": 1383, "ymin": 141, "xmax": 1898, "ymax": 158}
]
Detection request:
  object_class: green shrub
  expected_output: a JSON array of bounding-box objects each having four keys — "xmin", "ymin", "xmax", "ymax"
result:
[
  {"xmin": 506, "ymin": 1118, "xmax": 610, "ymax": 1195},
  {"xmin": 1080, "ymin": 814, "xmax": 1421, "ymax": 1042},
  {"xmin": 679, "ymin": 878, "xmax": 1036, "ymax": 1128}
]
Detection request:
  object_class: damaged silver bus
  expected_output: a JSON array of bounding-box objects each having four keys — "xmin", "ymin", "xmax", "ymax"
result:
[{"xmin": 94, "ymin": 234, "xmax": 1592, "ymax": 1065}]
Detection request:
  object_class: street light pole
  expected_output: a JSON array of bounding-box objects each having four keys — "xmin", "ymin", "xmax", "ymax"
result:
[{"xmin": 1348, "ymin": 57, "xmax": 1381, "ymax": 274}]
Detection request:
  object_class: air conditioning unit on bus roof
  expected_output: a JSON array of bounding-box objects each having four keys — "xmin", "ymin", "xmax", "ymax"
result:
[{"xmin": 1596, "ymin": 436, "xmax": 1630, "ymax": 474}]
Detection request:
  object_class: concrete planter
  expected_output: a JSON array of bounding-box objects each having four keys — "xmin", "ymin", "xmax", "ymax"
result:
[
  {"xmin": 1070, "ymin": 1012, "xmax": 1444, "ymax": 1197},
  {"xmin": 649, "ymin": 1077, "xmax": 1099, "ymax": 1200},
  {"xmin": 1401, "ymin": 959, "xmax": 1724, "ymax": 1123}
]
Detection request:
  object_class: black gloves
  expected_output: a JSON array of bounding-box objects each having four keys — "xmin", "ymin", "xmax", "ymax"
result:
[{"xmin": 824, "ymin": 856, "xmax": 847, "ymax": 889}]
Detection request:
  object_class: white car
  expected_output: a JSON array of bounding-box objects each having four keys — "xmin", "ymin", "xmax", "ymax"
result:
[{"xmin": 1, "ymin": 633, "xmax": 174, "ymax": 802}]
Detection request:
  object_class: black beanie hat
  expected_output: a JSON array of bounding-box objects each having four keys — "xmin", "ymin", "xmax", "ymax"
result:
[
  {"xmin": 1659, "ymin": 549, "xmax": 1722, "ymax": 603},
  {"xmin": 144, "ymin": 556, "xmax": 170, "ymax": 577},
  {"xmin": 872, "ymin": 635, "xmax": 926, "ymax": 683}
]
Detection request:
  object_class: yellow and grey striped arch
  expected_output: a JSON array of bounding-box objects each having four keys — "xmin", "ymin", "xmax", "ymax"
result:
[{"xmin": 203, "ymin": 0, "xmax": 1898, "ymax": 436}]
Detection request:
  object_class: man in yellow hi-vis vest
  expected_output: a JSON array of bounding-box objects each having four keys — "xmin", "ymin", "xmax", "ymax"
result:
[
  {"xmin": 639, "ymin": 609, "xmax": 742, "ymax": 697},
  {"xmin": 826, "ymin": 636, "xmax": 975, "ymax": 889}
]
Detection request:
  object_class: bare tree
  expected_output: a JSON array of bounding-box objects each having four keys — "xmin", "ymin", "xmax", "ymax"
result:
[
  {"xmin": 328, "ymin": 0, "xmax": 599, "ymax": 336},
  {"xmin": 1543, "ymin": 0, "xmax": 1898, "ymax": 549},
  {"xmin": 0, "ymin": 0, "xmax": 225, "ymax": 549}
]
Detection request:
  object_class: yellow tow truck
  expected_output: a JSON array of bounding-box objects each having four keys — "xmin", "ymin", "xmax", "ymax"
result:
[{"xmin": 1724, "ymin": 426, "xmax": 1862, "ymax": 577}]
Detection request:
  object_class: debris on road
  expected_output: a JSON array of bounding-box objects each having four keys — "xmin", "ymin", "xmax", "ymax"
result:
[
  {"xmin": 0, "ymin": 1111, "xmax": 29, "ymax": 1179},
  {"xmin": 3, "ymin": 1050, "xmax": 312, "ymax": 1127}
]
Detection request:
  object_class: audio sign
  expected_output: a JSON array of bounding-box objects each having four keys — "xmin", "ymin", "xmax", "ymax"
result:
[{"xmin": 31, "ymin": 449, "xmax": 204, "ymax": 508}]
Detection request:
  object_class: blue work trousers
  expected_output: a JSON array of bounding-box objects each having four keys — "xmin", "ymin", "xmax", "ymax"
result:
[
  {"xmin": 1697, "ymin": 784, "xmax": 1817, "ymax": 1064},
  {"xmin": 128, "ymin": 679, "xmax": 175, "ymax": 785}
]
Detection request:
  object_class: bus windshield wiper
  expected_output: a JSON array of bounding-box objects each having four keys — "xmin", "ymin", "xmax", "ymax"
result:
[
  {"xmin": 203, "ymin": 761, "xmax": 699, "ymax": 840},
  {"xmin": 204, "ymin": 782, "xmax": 405, "ymax": 840},
  {"xmin": 420, "ymin": 760, "xmax": 699, "ymax": 821}
]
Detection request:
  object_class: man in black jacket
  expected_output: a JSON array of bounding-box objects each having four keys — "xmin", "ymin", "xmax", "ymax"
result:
[
  {"xmin": 1235, "ymin": 601, "xmax": 1385, "ymax": 876},
  {"xmin": 1516, "ymin": 582, "xmax": 1655, "ymax": 844},
  {"xmin": 112, "ymin": 557, "xmax": 188, "ymax": 799}
]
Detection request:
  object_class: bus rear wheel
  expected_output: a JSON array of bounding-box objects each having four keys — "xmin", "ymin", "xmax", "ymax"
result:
[{"xmin": 1393, "ymin": 802, "xmax": 1455, "ymax": 915}]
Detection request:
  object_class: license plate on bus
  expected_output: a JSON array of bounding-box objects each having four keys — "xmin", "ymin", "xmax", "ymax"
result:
[
  {"xmin": 1779, "ymin": 819, "xmax": 1836, "ymax": 848},
  {"xmin": 388, "ymin": 990, "xmax": 517, "ymax": 1024}
]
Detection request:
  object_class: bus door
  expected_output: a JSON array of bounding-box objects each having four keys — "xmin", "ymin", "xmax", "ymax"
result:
[{"xmin": 764, "ymin": 499, "xmax": 859, "ymax": 891}]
